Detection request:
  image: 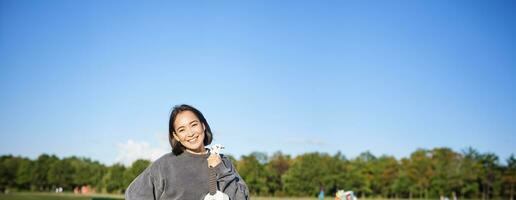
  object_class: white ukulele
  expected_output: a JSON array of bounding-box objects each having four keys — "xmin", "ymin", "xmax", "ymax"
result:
[{"xmin": 203, "ymin": 144, "xmax": 230, "ymax": 200}]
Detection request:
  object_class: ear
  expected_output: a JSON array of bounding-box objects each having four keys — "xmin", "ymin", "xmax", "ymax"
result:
[{"xmin": 202, "ymin": 123, "xmax": 206, "ymax": 132}]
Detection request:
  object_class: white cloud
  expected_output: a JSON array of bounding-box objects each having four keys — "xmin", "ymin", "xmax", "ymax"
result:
[{"xmin": 116, "ymin": 139, "xmax": 169, "ymax": 166}]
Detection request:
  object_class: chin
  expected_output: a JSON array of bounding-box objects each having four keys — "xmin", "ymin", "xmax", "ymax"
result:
[{"xmin": 185, "ymin": 143, "xmax": 204, "ymax": 152}]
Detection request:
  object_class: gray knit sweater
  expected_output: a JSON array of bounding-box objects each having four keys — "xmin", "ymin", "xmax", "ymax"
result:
[{"xmin": 125, "ymin": 151, "xmax": 249, "ymax": 200}]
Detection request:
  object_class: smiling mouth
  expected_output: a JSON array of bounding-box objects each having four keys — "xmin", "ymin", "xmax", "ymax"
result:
[{"xmin": 187, "ymin": 136, "xmax": 198, "ymax": 143}]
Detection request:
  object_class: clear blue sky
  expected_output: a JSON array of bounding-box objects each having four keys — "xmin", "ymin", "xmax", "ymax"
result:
[{"xmin": 1, "ymin": 0, "xmax": 515, "ymax": 165}]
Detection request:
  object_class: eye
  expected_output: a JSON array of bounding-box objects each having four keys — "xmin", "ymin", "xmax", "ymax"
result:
[
  {"xmin": 177, "ymin": 128, "xmax": 184, "ymax": 133},
  {"xmin": 192, "ymin": 123, "xmax": 198, "ymax": 127}
]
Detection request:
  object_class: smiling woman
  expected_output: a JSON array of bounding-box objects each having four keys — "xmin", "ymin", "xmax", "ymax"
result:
[
  {"xmin": 169, "ymin": 105, "xmax": 213, "ymax": 156},
  {"xmin": 125, "ymin": 104, "xmax": 249, "ymax": 200}
]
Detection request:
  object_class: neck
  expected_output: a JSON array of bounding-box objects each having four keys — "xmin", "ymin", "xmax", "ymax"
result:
[{"xmin": 186, "ymin": 146, "xmax": 207, "ymax": 155}]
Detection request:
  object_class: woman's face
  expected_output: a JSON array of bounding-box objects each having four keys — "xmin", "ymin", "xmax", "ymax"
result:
[{"xmin": 173, "ymin": 110, "xmax": 206, "ymax": 154}]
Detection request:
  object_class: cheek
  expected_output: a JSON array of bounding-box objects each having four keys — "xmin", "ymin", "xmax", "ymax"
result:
[
  {"xmin": 175, "ymin": 134, "xmax": 184, "ymax": 142},
  {"xmin": 195, "ymin": 126, "xmax": 205, "ymax": 134},
  {"xmin": 196, "ymin": 128, "xmax": 205, "ymax": 139}
]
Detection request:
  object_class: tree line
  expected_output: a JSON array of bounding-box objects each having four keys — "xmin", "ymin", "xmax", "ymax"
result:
[
  {"xmin": 0, "ymin": 147, "xmax": 514, "ymax": 199},
  {"xmin": 0, "ymin": 154, "xmax": 150, "ymax": 194}
]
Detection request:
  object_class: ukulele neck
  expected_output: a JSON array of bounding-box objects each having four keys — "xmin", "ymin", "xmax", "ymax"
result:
[{"xmin": 208, "ymin": 167, "xmax": 217, "ymax": 195}]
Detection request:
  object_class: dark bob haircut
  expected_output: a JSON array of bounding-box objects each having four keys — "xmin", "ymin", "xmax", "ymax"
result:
[{"xmin": 169, "ymin": 104, "xmax": 213, "ymax": 155}]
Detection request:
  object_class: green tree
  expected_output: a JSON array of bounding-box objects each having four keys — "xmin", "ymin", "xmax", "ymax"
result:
[
  {"xmin": 32, "ymin": 154, "xmax": 59, "ymax": 191},
  {"xmin": 430, "ymin": 148, "xmax": 462, "ymax": 198},
  {"xmin": 341, "ymin": 159, "xmax": 367, "ymax": 195},
  {"xmin": 68, "ymin": 157, "xmax": 97, "ymax": 187},
  {"xmin": 502, "ymin": 154, "xmax": 516, "ymax": 200},
  {"xmin": 102, "ymin": 164, "xmax": 126, "ymax": 193},
  {"xmin": 86, "ymin": 160, "xmax": 107, "ymax": 191},
  {"xmin": 282, "ymin": 152, "xmax": 342, "ymax": 197},
  {"xmin": 391, "ymin": 158, "xmax": 412, "ymax": 198},
  {"xmin": 0, "ymin": 155, "xmax": 27, "ymax": 192},
  {"xmin": 351, "ymin": 151, "xmax": 376, "ymax": 198},
  {"xmin": 15, "ymin": 158, "xmax": 33, "ymax": 190},
  {"xmin": 124, "ymin": 159, "xmax": 151, "ymax": 188},
  {"xmin": 406, "ymin": 149, "xmax": 433, "ymax": 198},
  {"xmin": 264, "ymin": 151, "xmax": 291, "ymax": 196},
  {"xmin": 460, "ymin": 147, "xmax": 482, "ymax": 198},
  {"xmin": 43, "ymin": 156, "xmax": 106, "ymax": 191},
  {"xmin": 47, "ymin": 158, "xmax": 75, "ymax": 190},
  {"xmin": 373, "ymin": 155, "xmax": 399, "ymax": 198},
  {"xmin": 237, "ymin": 153, "xmax": 269, "ymax": 196},
  {"xmin": 479, "ymin": 153, "xmax": 500, "ymax": 200},
  {"xmin": 323, "ymin": 152, "xmax": 347, "ymax": 197}
]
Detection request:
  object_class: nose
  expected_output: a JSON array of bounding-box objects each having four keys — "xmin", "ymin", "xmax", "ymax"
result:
[{"xmin": 186, "ymin": 128, "xmax": 196, "ymax": 137}]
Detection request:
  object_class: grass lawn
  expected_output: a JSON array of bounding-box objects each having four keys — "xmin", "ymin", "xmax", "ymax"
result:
[
  {"xmin": 0, "ymin": 193, "xmax": 490, "ymax": 200},
  {"xmin": 0, "ymin": 192, "xmax": 123, "ymax": 200},
  {"xmin": 254, "ymin": 198, "xmax": 333, "ymax": 200},
  {"xmin": 0, "ymin": 192, "xmax": 341, "ymax": 200}
]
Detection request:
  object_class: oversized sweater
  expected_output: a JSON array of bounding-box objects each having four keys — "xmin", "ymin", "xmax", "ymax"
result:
[{"xmin": 125, "ymin": 151, "xmax": 249, "ymax": 200}]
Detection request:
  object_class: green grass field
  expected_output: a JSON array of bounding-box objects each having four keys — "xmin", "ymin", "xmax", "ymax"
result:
[
  {"xmin": 0, "ymin": 192, "xmax": 338, "ymax": 200},
  {"xmin": 0, "ymin": 193, "xmax": 123, "ymax": 200},
  {"xmin": 1, "ymin": 193, "xmax": 485, "ymax": 200}
]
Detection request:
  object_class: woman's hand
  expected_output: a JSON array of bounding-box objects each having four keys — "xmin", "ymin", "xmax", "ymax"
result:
[{"xmin": 207, "ymin": 154, "xmax": 222, "ymax": 168}]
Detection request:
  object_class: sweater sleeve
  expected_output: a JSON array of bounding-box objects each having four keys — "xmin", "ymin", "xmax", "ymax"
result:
[
  {"xmin": 125, "ymin": 166, "xmax": 164, "ymax": 200},
  {"xmin": 214, "ymin": 155, "xmax": 250, "ymax": 200}
]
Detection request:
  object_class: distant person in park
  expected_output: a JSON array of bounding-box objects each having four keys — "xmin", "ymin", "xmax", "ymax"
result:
[
  {"xmin": 318, "ymin": 185, "xmax": 324, "ymax": 200},
  {"xmin": 125, "ymin": 104, "xmax": 249, "ymax": 200}
]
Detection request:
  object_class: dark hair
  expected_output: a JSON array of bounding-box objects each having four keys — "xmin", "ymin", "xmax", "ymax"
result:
[{"xmin": 169, "ymin": 104, "xmax": 213, "ymax": 155}]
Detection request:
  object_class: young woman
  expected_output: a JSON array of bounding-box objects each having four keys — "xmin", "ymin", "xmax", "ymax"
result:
[{"xmin": 125, "ymin": 104, "xmax": 249, "ymax": 200}]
